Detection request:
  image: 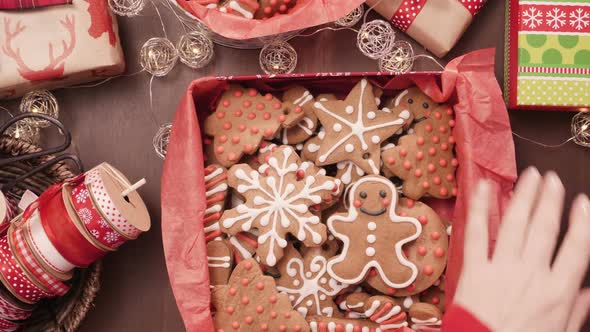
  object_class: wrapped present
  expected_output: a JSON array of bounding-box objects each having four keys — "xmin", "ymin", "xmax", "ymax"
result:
[
  {"xmin": 365, "ymin": 0, "xmax": 486, "ymax": 58},
  {"xmin": 0, "ymin": 0, "xmax": 125, "ymax": 99},
  {"xmin": 505, "ymin": 1, "xmax": 590, "ymax": 110}
]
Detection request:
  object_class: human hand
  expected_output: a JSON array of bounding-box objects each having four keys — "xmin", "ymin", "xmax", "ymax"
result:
[{"xmin": 454, "ymin": 167, "xmax": 590, "ymax": 332}]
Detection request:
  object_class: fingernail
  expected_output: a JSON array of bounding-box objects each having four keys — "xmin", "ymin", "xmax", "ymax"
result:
[
  {"xmin": 545, "ymin": 171, "xmax": 564, "ymax": 191},
  {"xmin": 523, "ymin": 166, "xmax": 540, "ymax": 178},
  {"xmin": 577, "ymin": 194, "xmax": 590, "ymax": 218}
]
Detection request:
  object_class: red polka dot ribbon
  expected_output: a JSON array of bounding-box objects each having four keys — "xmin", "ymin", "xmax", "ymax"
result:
[
  {"xmin": 9, "ymin": 227, "xmax": 70, "ymax": 297},
  {"xmin": 69, "ymin": 181, "xmax": 126, "ymax": 250},
  {"xmin": 0, "ymin": 287, "xmax": 32, "ymax": 321},
  {"xmin": 391, "ymin": 0, "xmax": 484, "ymax": 32},
  {"xmin": 0, "ymin": 236, "xmax": 51, "ymax": 304},
  {"xmin": 0, "ymin": 316, "xmax": 19, "ymax": 332},
  {"xmin": 85, "ymin": 169, "xmax": 140, "ymax": 239}
]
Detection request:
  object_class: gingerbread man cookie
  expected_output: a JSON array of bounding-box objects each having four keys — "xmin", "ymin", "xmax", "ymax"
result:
[
  {"xmin": 204, "ymin": 164, "xmax": 229, "ymax": 242},
  {"xmin": 408, "ymin": 303, "xmax": 442, "ymax": 331},
  {"xmin": 383, "ymin": 87, "xmax": 438, "ymax": 130},
  {"xmin": 221, "ymin": 146, "xmax": 339, "ymax": 266},
  {"xmin": 212, "ymin": 259, "xmax": 310, "ymax": 332},
  {"xmin": 207, "ymin": 239, "xmax": 234, "ymax": 286},
  {"xmin": 276, "ymin": 244, "xmax": 347, "ymax": 318},
  {"xmin": 219, "ymin": 0, "xmax": 259, "ymax": 19},
  {"xmin": 366, "ymin": 199, "xmax": 448, "ymax": 296},
  {"xmin": 381, "ymin": 103, "xmax": 457, "ymax": 200},
  {"xmin": 313, "ymin": 79, "xmax": 410, "ymax": 174},
  {"xmin": 205, "ymin": 85, "xmax": 302, "ymax": 167},
  {"xmin": 327, "ymin": 175, "xmax": 421, "ymax": 288},
  {"xmin": 279, "ymin": 86, "xmax": 318, "ymax": 145}
]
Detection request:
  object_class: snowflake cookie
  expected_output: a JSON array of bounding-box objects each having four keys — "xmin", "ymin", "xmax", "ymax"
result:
[{"xmin": 221, "ymin": 145, "xmax": 340, "ymax": 266}]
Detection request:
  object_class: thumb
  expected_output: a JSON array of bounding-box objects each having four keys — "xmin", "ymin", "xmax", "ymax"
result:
[{"xmin": 566, "ymin": 288, "xmax": 590, "ymax": 332}]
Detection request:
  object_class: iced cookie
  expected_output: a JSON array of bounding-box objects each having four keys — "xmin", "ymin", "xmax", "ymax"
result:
[
  {"xmin": 408, "ymin": 303, "xmax": 442, "ymax": 331},
  {"xmin": 340, "ymin": 293, "xmax": 408, "ymax": 329},
  {"xmin": 279, "ymin": 86, "xmax": 318, "ymax": 144},
  {"xmin": 327, "ymin": 175, "xmax": 421, "ymax": 288},
  {"xmin": 313, "ymin": 79, "xmax": 410, "ymax": 174},
  {"xmin": 219, "ymin": 0, "xmax": 259, "ymax": 19},
  {"xmin": 212, "ymin": 259, "xmax": 309, "ymax": 332},
  {"xmin": 221, "ymin": 146, "xmax": 339, "ymax": 266},
  {"xmin": 306, "ymin": 315, "xmax": 401, "ymax": 332},
  {"xmin": 381, "ymin": 103, "xmax": 457, "ymax": 199},
  {"xmin": 229, "ymin": 232, "xmax": 258, "ymax": 263},
  {"xmin": 255, "ymin": 0, "xmax": 297, "ymax": 18},
  {"xmin": 384, "ymin": 87, "xmax": 438, "ymax": 130},
  {"xmin": 276, "ymin": 244, "xmax": 347, "ymax": 318},
  {"xmin": 366, "ymin": 199, "xmax": 448, "ymax": 296},
  {"xmin": 207, "ymin": 240, "xmax": 233, "ymax": 286},
  {"xmin": 420, "ymin": 285, "xmax": 445, "ymax": 313},
  {"xmin": 204, "ymin": 164, "xmax": 229, "ymax": 242}
]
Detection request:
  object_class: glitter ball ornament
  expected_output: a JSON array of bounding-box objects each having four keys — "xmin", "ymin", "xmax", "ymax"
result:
[
  {"xmin": 153, "ymin": 123, "xmax": 172, "ymax": 159},
  {"xmin": 259, "ymin": 41, "xmax": 297, "ymax": 75},
  {"xmin": 379, "ymin": 40, "xmax": 415, "ymax": 73},
  {"xmin": 357, "ymin": 20, "xmax": 396, "ymax": 60},
  {"xmin": 334, "ymin": 5, "xmax": 364, "ymax": 27},
  {"xmin": 108, "ymin": 0, "xmax": 144, "ymax": 16},
  {"xmin": 19, "ymin": 90, "xmax": 59, "ymax": 129},
  {"xmin": 6, "ymin": 121, "xmax": 39, "ymax": 144},
  {"xmin": 140, "ymin": 38, "xmax": 178, "ymax": 77},
  {"xmin": 572, "ymin": 111, "xmax": 590, "ymax": 148},
  {"xmin": 177, "ymin": 31, "xmax": 214, "ymax": 69}
]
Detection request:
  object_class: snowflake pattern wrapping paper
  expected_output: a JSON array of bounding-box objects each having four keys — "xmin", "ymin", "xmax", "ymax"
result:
[{"xmin": 506, "ymin": 0, "xmax": 590, "ymax": 109}]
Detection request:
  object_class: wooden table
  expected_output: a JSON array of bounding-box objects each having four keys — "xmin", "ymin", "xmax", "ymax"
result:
[{"xmin": 2, "ymin": 0, "xmax": 589, "ymax": 330}]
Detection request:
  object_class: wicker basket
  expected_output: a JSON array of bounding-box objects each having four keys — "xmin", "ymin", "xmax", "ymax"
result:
[{"xmin": 0, "ymin": 135, "xmax": 101, "ymax": 332}]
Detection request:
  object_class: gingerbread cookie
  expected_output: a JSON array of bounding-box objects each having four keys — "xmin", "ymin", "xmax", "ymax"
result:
[
  {"xmin": 279, "ymin": 86, "xmax": 318, "ymax": 145},
  {"xmin": 204, "ymin": 164, "xmax": 229, "ymax": 242},
  {"xmin": 302, "ymin": 127, "xmax": 324, "ymax": 162},
  {"xmin": 420, "ymin": 285, "xmax": 445, "ymax": 313},
  {"xmin": 313, "ymin": 79, "xmax": 410, "ymax": 174},
  {"xmin": 229, "ymin": 232, "xmax": 259, "ymax": 263},
  {"xmin": 204, "ymin": 85, "xmax": 301, "ymax": 167},
  {"xmin": 221, "ymin": 146, "xmax": 339, "ymax": 266},
  {"xmin": 408, "ymin": 303, "xmax": 442, "ymax": 331},
  {"xmin": 307, "ymin": 315, "xmax": 401, "ymax": 332},
  {"xmin": 327, "ymin": 175, "xmax": 421, "ymax": 288},
  {"xmin": 383, "ymin": 87, "xmax": 438, "ymax": 130},
  {"xmin": 276, "ymin": 244, "xmax": 347, "ymax": 318},
  {"xmin": 254, "ymin": 0, "xmax": 297, "ymax": 18},
  {"xmin": 335, "ymin": 161, "xmax": 365, "ymax": 186},
  {"xmin": 340, "ymin": 292, "xmax": 407, "ymax": 329},
  {"xmin": 219, "ymin": 0, "xmax": 259, "ymax": 19},
  {"xmin": 366, "ymin": 199, "xmax": 448, "ymax": 296},
  {"xmin": 381, "ymin": 103, "xmax": 457, "ymax": 200},
  {"xmin": 207, "ymin": 239, "xmax": 234, "ymax": 286},
  {"xmin": 212, "ymin": 259, "xmax": 309, "ymax": 332}
]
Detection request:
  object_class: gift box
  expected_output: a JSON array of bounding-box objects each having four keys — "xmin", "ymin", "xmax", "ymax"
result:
[
  {"xmin": 171, "ymin": 0, "xmax": 365, "ymax": 48},
  {"xmin": 505, "ymin": 1, "xmax": 590, "ymax": 110},
  {"xmin": 160, "ymin": 48, "xmax": 516, "ymax": 331},
  {"xmin": 0, "ymin": 0, "xmax": 125, "ymax": 99},
  {"xmin": 365, "ymin": 0, "xmax": 486, "ymax": 58}
]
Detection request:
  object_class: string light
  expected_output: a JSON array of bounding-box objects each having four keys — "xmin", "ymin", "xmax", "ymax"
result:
[
  {"xmin": 571, "ymin": 111, "xmax": 590, "ymax": 147},
  {"xmin": 5, "ymin": 121, "xmax": 39, "ymax": 144},
  {"xmin": 140, "ymin": 38, "xmax": 178, "ymax": 77},
  {"xmin": 108, "ymin": 0, "xmax": 145, "ymax": 17},
  {"xmin": 177, "ymin": 31, "xmax": 214, "ymax": 69},
  {"xmin": 378, "ymin": 40, "xmax": 414, "ymax": 74},
  {"xmin": 356, "ymin": 20, "xmax": 396, "ymax": 59},
  {"xmin": 334, "ymin": 5, "xmax": 364, "ymax": 28},
  {"xmin": 259, "ymin": 41, "xmax": 297, "ymax": 75},
  {"xmin": 153, "ymin": 123, "xmax": 172, "ymax": 159},
  {"xmin": 19, "ymin": 90, "xmax": 59, "ymax": 129}
]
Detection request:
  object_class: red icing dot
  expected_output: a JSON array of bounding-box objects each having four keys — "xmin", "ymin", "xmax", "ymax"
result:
[
  {"xmin": 248, "ymin": 89, "xmax": 257, "ymax": 97},
  {"xmin": 427, "ymin": 163, "xmax": 436, "ymax": 173},
  {"xmin": 387, "ymin": 287, "xmax": 397, "ymax": 295},
  {"xmin": 223, "ymin": 122, "xmax": 232, "ymax": 130},
  {"xmin": 250, "ymin": 127, "xmax": 259, "ymax": 134},
  {"xmin": 432, "ymin": 296, "xmax": 440, "ymax": 304},
  {"xmin": 216, "ymin": 146, "xmax": 224, "ymax": 154},
  {"xmin": 284, "ymin": 312, "xmax": 291, "ymax": 318},
  {"xmin": 418, "ymin": 215, "xmax": 428, "ymax": 225},
  {"xmin": 278, "ymin": 115, "xmax": 286, "ymax": 122},
  {"xmin": 448, "ymin": 136, "xmax": 455, "ymax": 144},
  {"xmin": 244, "ymin": 316, "xmax": 254, "ymax": 325},
  {"xmin": 256, "ymin": 103, "xmax": 266, "ymax": 110},
  {"xmin": 264, "ymin": 93, "xmax": 273, "ymax": 100},
  {"xmin": 216, "ymin": 111, "xmax": 226, "ymax": 119},
  {"xmin": 432, "ymin": 136, "xmax": 440, "ymax": 144},
  {"xmin": 452, "ymin": 187, "xmax": 458, "ymax": 196},
  {"xmin": 269, "ymin": 295, "xmax": 277, "ymax": 304},
  {"xmin": 242, "ymin": 296, "xmax": 250, "ymax": 305},
  {"xmin": 229, "ymin": 288, "xmax": 237, "ymax": 296},
  {"xmin": 234, "ymin": 90, "xmax": 243, "ymax": 98},
  {"xmin": 433, "ymin": 176, "xmax": 441, "ymax": 185},
  {"xmin": 439, "ymin": 126, "xmax": 447, "ymax": 133},
  {"xmin": 273, "ymin": 102, "xmax": 282, "ymax": 109},
  {"xmin": 451, "ymin": 158, "xmax": 459, "ymax": 167},
  {"xmin": 446, "ymin": 108, "xmax": 453, "ymax": 115},
  {"xmin": 264, "ymin": 128, "xmax": 274, "ymax": 137},
  {"xmin": 222, "ymin": 100, "xmax": 231, "ymax": 107},
  {"xmin": 440, "ymin": 187, "xmax": 449, "ymax": 196},
  {"xmin": 425, "ymin": 124, "xmax": 433, "ymax": 132},
  {"xmin": 244, "ymin": 144, "xmax": 253, "ymax": 153},
  {"xmin": 261, "ymin": 324, "xmax": 268, "ymax": 331},
  {"xmin": 248, "ymin": 112, "xmax": 256, "ymax": 120},
  {"xmin": 406, "ymin": 284, "xmax": 416, "ymax": 292},
  {"xmin": 446, "ymin": 173, "xmax": 454, "ymax": 181},
  {"xmin": 279, "ymin": 4, "xmax": 287, "ymax": 11},
  {"xmin": 232, "ymin": 321, "xmax": 240, "ymax": 329},
  {"xmin": 264, "ymin": 6, "xmax": 272, "ymax": 14},
  {"xmin": 431, "ymin": 231, "xmax": 441, "ymax": 240},
  {"xmin": 403, "ymin": 160, "xmax": 412, "ymax": 170},
  {"xmin": 399, "ymin": 149, "xmax": 408, "ymax": 157},
  {"xmin": 294, "ymin": 106, "xmax": 303, "ymax": 113},
  {"xmin": 294, "ymin": 325, "xmax": 302, "ymax": 332},
  {"xmin": 243, "ymin": 100, "xmax": 252, "ymax": 108},
  {"xmin": 271, "ymin": 311, "xmax": 278, "ymax": 319},
  {"xmin": 263, "ymin": 112, "xmax": 271, "ymax": 120},
  {"xmin": 449, "ymin": 119, "xmax": 456, "ymax": 127},
  {"xmin": 405, "ymin": 200, "xmax": 414, "ymax": 208},
  {"xmin": 234, "ymin": 110, "xmax": 243, "ymax": 117},
  {"xmin": 441, "ymin": 143, "xmax": 449, "ymax": 151},
  {"xmin": 428, "ymin": 147, "xmax": 436, "ymax": 156},
  {"xmin": 417, "ymin": 136, "xmax": 425, "ymax": 145},
  {"xmin": 423, "ymin": 265, "xmax": 434, "ymax": 276},
  {"xmin": 238, "ymin": 124, "xmax": 246, "ymax": 132},
  {"xmin": 422, "ymin": 181, "xmax": 430, "ymax": 189},
  {"xmin": 387, "ymin": 157, "xmax": 395, "ymax": 165},
  {"xmin": 353, "ymin": 200, "xmax": 362, "ymax": 208},
  {"xmin": 418, "ymin": 246, "xmax": 427, "ymax": 256},
  {"xmin": 416, "ymin": 151, "xmax": 424, "ymax": 161},
  {"xmin": 434, "ymin": 247, "xmax": 445, "ymax": 258},
  {"xmin": 231, "ymin": 136, "xmax": 240, "ymax": 144},
  {"xmin": 279, "ymin": 326, "xmax": 287, "ymax": 332},
  {"xmin": 241, "ymin": 278, "xmax": 249, "ymax": 286},
  {"xmin": 369, "ymin": 269, "xmax": 377, "ymax": 277},
  {"xmin": 219, "ymin": 135, "xmax": 228, "ymax": 143},
  {"xmin": 228, "ymin": 153, "xmax": 237, "ymax": 161},
  {"xmin": 256, "ymin": 305, "xmax": 264, "ymax": 313},
  {"xmin": 439, "ymin": 159, "xmax": 448, "ymax": 167},
  {"xmin": 434, "ymin": 112, "xmax": 442, "ymax": 119},
  {"xmin": 244, "ymin": 261, "xmax": 253, "ymax": 270},
  {"xmin": 414, "ymin": 169, "xmax": 422, "ymax": 177}
]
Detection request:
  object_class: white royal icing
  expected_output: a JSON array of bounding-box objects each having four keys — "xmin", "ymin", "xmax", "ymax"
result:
[{"xmin": 207, "ymin": 255, "xmax": 230, "ymax": 268}]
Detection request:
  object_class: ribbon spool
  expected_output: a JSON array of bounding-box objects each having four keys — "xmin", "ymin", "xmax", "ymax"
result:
[
  {"xmin": 259, "ymin": 41, "xmax": 298, "ymax": 75},
  {"xmin": 334, "ymin": 5, "xmax": 364, "ymax": 28},
  {"xmin": 19, "ymin": 90, "xmax": 58, "ymax": 129},
  {"xmin": 357, "ymin": 19, "xmax": 396, "ymax": 59},
  {"xmin": 140, "ymin": 37, "xmax": 178, "ymax": 77},
  {"xmin": 153, "ymin": 123, "xmax": 172, "ymax": 160},
  {"xmin": 0, "ymin": 193, "xmax": 15, "ymax": 233},
  {"xmin": 0, "ymin": 285, "xmax": 33, "ymax": 321},
  {"xmin": 379, "ymin": 40, "xmax": 415, "ymax": 74},
  {"xmin": 177, "ymin": 31, "xmax": 214, "ymax": 69}
]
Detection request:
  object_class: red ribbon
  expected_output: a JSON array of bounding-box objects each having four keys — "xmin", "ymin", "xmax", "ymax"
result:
[
  {"xmin": 0, "ymin": 0, "xmax": 72, "ymax": 10},
  {"xmin": 391, "ymin": 0, "xmax": 485, "ymax": 32}
]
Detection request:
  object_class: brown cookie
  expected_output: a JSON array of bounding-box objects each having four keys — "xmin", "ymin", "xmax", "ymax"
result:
[
  {"xmin": 298, "ymin": 161, "xmax": 343, "ymax": 210},
  {"xmin": 219, "ymin": 0, "xmax": 259, "ymax": 19},
  {"xmin": 366, "ymin": 199, "xmax": 448, "ymax": 296},
  {"xmin": 279, "ymin": 86, "xmax": 318, "ymax": 145},
  {"xmin": 383, "ymin": 87, "xmax": 438, "ymax": 130},
  {"xmin": 301, "ymin": 127, "xmax": 324, "ymax": 162},
  {"xmin": 229, "ymin": 232, "xmax": 259, "ymax": 263},
  {"xmin": 204, "ymin": 164, "xmax": 229, "ymax": 242},
  {"xmin": 381, "ymin": 103, "xmax": 457, "ymax": 200},
  {"xmin": 307, "ymin": 316, "xmax": 390, "ymax": 332},
  {"xmin": 254, "ymin": 0, "xmax": 297, "ymax": 18},
  {"xmin": 276, "ymin": 244, "xmax": 347, "ymax": 318},
  {"xmin": 207, "ymin": 239, "xmax": 234, "ymax": 286},
  {"xmin": 221, "ymin": 146, "xmax": 340, "ymax": 266},
  {"xmin": 313, "ymin": 79, "xmax": 410, "ymax": 174},
  {"xmin": 335, "ymin": 161, "xmax": 365, "ymax": 187},
  {"xmin": 420, "ymin": 286, "xmax": 445, "ymax": 313},
  {"xmin": 326, "ymin": 175, "xmax": 421, "ymax": 289},
  {"xmin": 408, "ymin": 303, "xmax": 442, "ymax": 331},
  {"xmin": 340, "ymin": 293, "xmax": 408, "ymax": 329},
  {"xmin": 204, "ymin": 85, "xmax": 301, "ymax": 167},
  {"xmin": 213, "ymin": 259, "xmax": 309, "ymax": 332}
]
